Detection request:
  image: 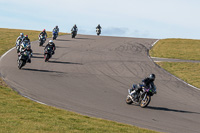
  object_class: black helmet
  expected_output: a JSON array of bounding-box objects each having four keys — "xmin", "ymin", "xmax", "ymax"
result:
[{"xmin": 149, "ymin": 74, "xmax": 155, "ymax": 81}]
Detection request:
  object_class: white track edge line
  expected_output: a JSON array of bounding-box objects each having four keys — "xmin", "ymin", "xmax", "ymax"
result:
[
  {"xmin": 0, "ymin": 47, "xmax": 15, "ymax": 61},
  {"xmin": 0, "ymin": 46, "xmax": 50, "ymax": 106}
]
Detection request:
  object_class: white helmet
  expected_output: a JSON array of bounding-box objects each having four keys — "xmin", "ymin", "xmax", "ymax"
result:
[
  {"xmin": 20, "ymin": 33, "xmax": 24, "ymax": 36},
  {"xmin": 49, "ymin": 40, "xmax": 53, "ymax": 43}
]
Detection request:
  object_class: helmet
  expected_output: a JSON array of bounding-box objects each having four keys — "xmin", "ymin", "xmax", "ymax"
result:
[
  {"xmin": 56, "ymin": 25, "xmax": 58, "ymax": 28},
  {"xmin": 20, "ymin": 33, "xmax": 24, "ymax": 36},
  {"xmin": 49, "ymin": 40, "xmax": 53, "ymax": 44},
  {"xmin": 25, "ymin": 35, "xmax": 28, "ymax": 38},
  {"xmin": 149, "ymin": 74, "xmax": 155, "ymax": 81},
  {"xmin": 74, "ymin": 24, "xmax": 76, "ymax": 27},
  {"xmin": 43, "ymin": 29, "xmax": 46, "ymax": 32}
]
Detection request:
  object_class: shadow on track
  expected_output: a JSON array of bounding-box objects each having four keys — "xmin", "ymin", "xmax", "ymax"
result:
[
  {"xmin": 33, "ymin": 53, "xmax": 43, "ymax": 55},
  {"xmin": 56, "ymin": 39, "xmax": 71, "ymax": 41},
  {"xmin": 48, "ymin": 60, "xmax": 83, "ymax": 65},
  {"xmin": 22, "ymin": 68, "xmax": 64, "ymax": 74},
  {"xmin": 75, "ymin": 38, "xmax": 91, "ymax": 40},
  {"xmin": 56, "ymin": 46, "xmax": 69, "ymax": 49},
  {"xmin": 32, "ymin": 56, "xmax": 44, "ymax": 59},
  {"xmin": 147, "ymin": 106, "xmax": 200, "ymax": 114}
]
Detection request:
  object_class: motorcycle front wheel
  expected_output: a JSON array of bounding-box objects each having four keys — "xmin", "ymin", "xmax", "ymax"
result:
[
  {"xmin": 18, "ymin": 60, "xmax": 24, "ymax": 69},
  {"xmin": 45, "ymin": 54, "xmax": 49, "ymax": 62},
  {"xmin": 126, "ymin": 96, "xmax": 133, "ymax": 104},
  {"xmin": 39, "ymin": 41, "xmax": 43, "ymax": 46},
  {"xmin": 140, "ymin": 95, "xmax": 151, "ymax": 108}
]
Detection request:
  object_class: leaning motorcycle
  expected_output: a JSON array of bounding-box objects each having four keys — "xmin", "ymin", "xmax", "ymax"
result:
[
  {"xmin": 44, "ymin": 47, "xmax": 52, "ymax": 62},
  {"xmin": 39, "ymin": 35, "xmax": 46, "ymax": 46},
  {"xmin": 126, "ymin": 84, "xmax": 156, "ymax": 108},
  {"xmin": 96, "ymin": 28, "xmax": 101, "ymax": 36},
  {"xmin": 18, "ymin": 50, "xmax": 30, "ymax": 69},
  {"xmin": 52, "ymin": 31, "xmax": 58, "ymax": 40}
]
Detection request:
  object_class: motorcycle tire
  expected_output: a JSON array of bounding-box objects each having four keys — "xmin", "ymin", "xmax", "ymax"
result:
[
  {"xmin": 139, "ymin": 95, "xmax": 151, "ymax": 108},
  {"xmin": 45, "ymin": 54, "xmax": 49, "ymax": 62},
  {"xmin": 126, "ymin": 96, "xmax": 133, "ymax": 104},
  {"xmin": 18, "ymin": 60, "xmax": 24, "ymax": 69},
  {"xmin": 39, "ymin": 41, "xmax": 43, "ymax": 46},
  {"xmin": 53, "ymin": 36, "xmax": 56, "ymax": 40}
]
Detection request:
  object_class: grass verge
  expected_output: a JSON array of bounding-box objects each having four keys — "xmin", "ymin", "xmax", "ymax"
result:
[
  {"xmin": 0, "ymin": 79, "xmax": 158, "ymax": 133},
  {"xmin": 150, "ymin": 38, "xmax": 200, "ymax": 88},
  {"xmin": 0, "ymin": 28, "xmax": 159, "ymax": 133},
  {"xmin": 156, "ymin": 62, "xmax": 200, "ymax": 88},
  {"xmin": 0, "ymin": 28, "xmax": 68, "ymax": 56},
  {"xmin": 150, "ymin": 39, "xmax": 200, "ymax": 60}
]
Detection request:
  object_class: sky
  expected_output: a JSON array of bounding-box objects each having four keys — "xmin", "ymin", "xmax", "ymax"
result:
[{"xmin": 1, "ymin": 0, "xmax": 200, "ymax": 39}]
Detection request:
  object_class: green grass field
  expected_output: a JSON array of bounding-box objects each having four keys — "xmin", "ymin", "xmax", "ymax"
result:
[
  {"xmin": 150, "ymin": 39, "xmax": 200, "ymax": 60},
  {"xmin": 150, "ymin": 38, "xmax": 200, "ymax": 88},
  {"xmin": 0, "ymin": 28, "xmax": 159, "ymax": 133},
  {"xmin": 156, "ymin": 62, "xmax": 200, "ymax": 88}
]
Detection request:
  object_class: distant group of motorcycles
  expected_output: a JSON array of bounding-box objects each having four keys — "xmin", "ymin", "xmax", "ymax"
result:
[
  {"xmin": 15, "ymin": 25, "xmax": 102, "ymax": 70},
  {"xmin": 14, "ymin": 24, "xmax": 156, "ymax": 108}
]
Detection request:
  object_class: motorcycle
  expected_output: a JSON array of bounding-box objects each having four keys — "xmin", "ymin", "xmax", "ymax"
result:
[
  {"xmin": 39, "ymin": 35, "xmax": 46, "ymax": 46},
  {"xmin": 44, "ymin": 47, "xmax": 52, "ymax": 62},
  {"xmin": 96, "ymin": 28, "xmax": 101, "ymax": 36},
  {"xmin": 16, "ymin": 39, "xmax": 22, "ymax": 53},
  {"xmin": 52, "ymin": 31, "xmax": 58, "ymax": 40},
  {"xmin": 18, "ymin": 50, "xmax": 30, "ymax": 69},
  {"xmin": 126, "ymin": 84, "xmax": 156, "ymax": 108},
  {"xmin": 71, "ymin": 28, "xmax": 77, "ymax": 38}
]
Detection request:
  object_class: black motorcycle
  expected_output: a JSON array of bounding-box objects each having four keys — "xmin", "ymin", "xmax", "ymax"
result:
[
  {"xmin": 71, "ymin": 28, "xmax": 77, "ymax": 38},
  {"xmin": 96, "ymin": 28, "xmax": 101, "ymax": 36},
  {"xmin": 126, "ymin": 84, "xmax": 157, "ymax": 108},
  {"xmin": 39, "ymin": 35, "xmax": 46, "ymax": 46},
  {"xmin": 44, "ymin": 47, "xmax": 52, "ymax": 62},
  {"xmin": 18, "ymin": 50, "xmax": 30, "ymax": 69}
]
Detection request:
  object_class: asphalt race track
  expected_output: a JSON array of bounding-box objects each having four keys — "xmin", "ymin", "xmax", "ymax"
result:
[{"xmin": 1, "ymin": 34, "xmax": 200, "ymax": 133}]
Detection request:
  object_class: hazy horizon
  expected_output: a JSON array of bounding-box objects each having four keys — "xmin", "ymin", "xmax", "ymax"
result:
[{"xmin": 1, "ymin": 0, "xmax": 200, "ymax": 39}]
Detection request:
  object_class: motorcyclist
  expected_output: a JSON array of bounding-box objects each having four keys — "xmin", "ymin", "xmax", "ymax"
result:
[
  {"xmin": 22, "ymin": 35, "xmax": 30, "ymax": 44},
  {"xmin": 96, "ymin": 24, "xmax": 102, "ymax": 35},
  {"xmin": 39, "ymin": 29, "xmax": 48, "ymax": 40},
  {"xmin": 19, "ymin": 40, "xmax": 32, "ymax": 63},
  {"xmin": 44, "ymin": 40, "xmax": 56, "ymax": 55},
  {"xmin": 71, "ymin": 24, "xmax": 78, "ymax": 33},
  {"xmin": 16, "ymin": 33, "xmax": 24, "ymax": 45},
  {"xmin": 52, "ymin": 25, "xmax": 59, "ymax": 34},
  {"xmin": 130, "ymin": 74, "xmax": 156, "ymax": 98},
  {"xmin": 16, "ymin": 33, "xmax": 24, "ymax": 52},
  {"xmin": 96, "ymin": 24, "xmax": 102, "ymax": 30}
]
